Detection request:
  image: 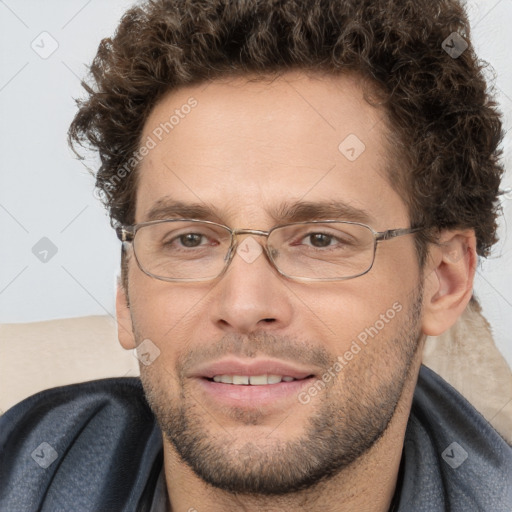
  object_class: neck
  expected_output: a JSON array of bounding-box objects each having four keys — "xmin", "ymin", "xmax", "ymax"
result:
[{"xmin": 162, "ymin": 356, "xmax": 422, "ymax": 512}]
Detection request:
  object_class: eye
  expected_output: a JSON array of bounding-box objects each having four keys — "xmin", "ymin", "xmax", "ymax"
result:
[
  {"xmin": 304, "ymin": 233, "xmax": 336, "ymax": 248},
  {"xmin": 177, "ymin": 233, "xmax": 206, "ymax": 248},
  {"xmin": 161, "ymin": 229, "xmax": 217, "ymax": 250}
]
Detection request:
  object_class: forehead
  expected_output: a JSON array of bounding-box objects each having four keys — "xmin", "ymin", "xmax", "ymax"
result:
[{"xmin": 135, "ymin": 71, "xmax": 408, "ymax": 228}]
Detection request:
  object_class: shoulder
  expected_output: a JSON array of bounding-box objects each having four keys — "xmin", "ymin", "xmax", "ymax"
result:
[
  {"xmin": 0, "ymin": 378, "xmax": 162, "ymax": 511},
  {"xmin": 399, "ymin": 365, "xmax": 512, "ymax": 511}
]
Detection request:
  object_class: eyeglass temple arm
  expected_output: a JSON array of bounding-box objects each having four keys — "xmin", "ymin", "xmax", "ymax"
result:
[{"xmin": 375, "ymin": 227, "xmax": 423, "ymax": 242}]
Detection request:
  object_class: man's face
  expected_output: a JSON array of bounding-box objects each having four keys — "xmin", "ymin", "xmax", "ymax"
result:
[{"xmin": 121, "ymin": 71, "xmax": 425, "ymax": 494}]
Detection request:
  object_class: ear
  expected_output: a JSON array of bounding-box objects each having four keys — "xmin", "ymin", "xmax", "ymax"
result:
[
  {"xmin": 421, "ymin": 229, "xmax": 477, "ymax": 336},
  {"xmin": 116, "ymin": 281, "xmax": 137, "ymax": 350}
]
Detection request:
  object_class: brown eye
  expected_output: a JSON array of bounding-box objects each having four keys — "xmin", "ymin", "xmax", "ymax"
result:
[
  {"xmin": 178, "ymin": 233, "xmax": 204, "ymax": 247},
  {"xmin": 307, "ymin": 233, "xmax": 334, "ymax": 247}
]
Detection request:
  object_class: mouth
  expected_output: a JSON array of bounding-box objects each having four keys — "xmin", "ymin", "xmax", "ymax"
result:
[
  {"xmin": 207, "ymin": 374, "xmax": 312, "ymax": 385},
  {"xmin": 191, "ymin": 358, "xmax": 318, "ymax": 409}
]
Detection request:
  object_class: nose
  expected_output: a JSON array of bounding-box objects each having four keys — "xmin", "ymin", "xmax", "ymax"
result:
[{"xmin": 209, "ymin": 236, "xmax": 294, "ymax": 334}]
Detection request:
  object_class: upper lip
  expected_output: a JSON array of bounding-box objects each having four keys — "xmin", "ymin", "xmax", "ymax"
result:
[{"xmin": 190, "ymin": 358, "xmax": 316, "ymax": 380}]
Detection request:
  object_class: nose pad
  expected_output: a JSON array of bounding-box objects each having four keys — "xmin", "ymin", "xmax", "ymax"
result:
[
  {"xmin": 267, "ymin": 245, "xmax": 279, "ymax": 260},
  {"xmin": 224, "ymin": 242, "xmax": 237, "ymax": 264},
  {"xmin": 262, "ymin": 244, "xmax": 280, "ymax": 272}
]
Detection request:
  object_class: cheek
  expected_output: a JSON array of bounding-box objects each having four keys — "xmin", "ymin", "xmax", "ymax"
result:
[
  {"xmin": 289, "ymin": 249, "xmax": 418, "ymax": 353},
  {"xmin": 128, "ymin": 269, "xmax": 215, "ymax": 351},
  {"xmin": 365, "ymin": 242, "xmax": 420, "ymax": 317}
]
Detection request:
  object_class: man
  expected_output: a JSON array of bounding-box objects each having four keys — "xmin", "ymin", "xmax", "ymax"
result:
[{"xmin": 1, "ymin": 0, "xmax": 511, "ymax": 510}]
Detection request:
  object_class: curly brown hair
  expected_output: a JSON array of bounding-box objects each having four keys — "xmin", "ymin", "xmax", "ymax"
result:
[{"xmin": 68, "ymin": 0, "xmax": 504, "ymax": 274}]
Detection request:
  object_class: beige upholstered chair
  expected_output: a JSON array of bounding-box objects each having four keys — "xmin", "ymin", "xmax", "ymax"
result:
[
  {"xmin": 1, "ymin": 302, "xmax": 511, "ymax": 444},
  {"xmin": 0, "ymin": 315, "xmax": 139, "ymax": 415}
]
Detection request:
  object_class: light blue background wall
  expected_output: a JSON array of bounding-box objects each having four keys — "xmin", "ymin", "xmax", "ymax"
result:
[{"xmin": 1, "ymin": 0, "xmax": 511, "ymax": 367}]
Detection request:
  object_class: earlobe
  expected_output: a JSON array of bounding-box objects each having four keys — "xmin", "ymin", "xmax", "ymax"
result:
[
  {"xmin": 421, "ymin": 230, "xmax": 477, "ymax": 336},
  {"xmin": 116, "ymin": 282, "xmax": 137, "ymax": 350}
]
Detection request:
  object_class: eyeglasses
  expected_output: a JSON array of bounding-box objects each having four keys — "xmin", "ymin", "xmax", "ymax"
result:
[{"xmin": 116, "ymin": 219, "xmax": 422, "ymax": 282}]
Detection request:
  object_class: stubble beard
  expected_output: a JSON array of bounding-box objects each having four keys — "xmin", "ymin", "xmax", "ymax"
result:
[{"xmin": 138, "ymin": 287, "xmax": 423, "ymax": 496}]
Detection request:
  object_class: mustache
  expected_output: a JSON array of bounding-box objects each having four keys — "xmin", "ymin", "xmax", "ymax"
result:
[{"xmin": 177, "ymin": 331, "xmax": 334, "ymax": 376}]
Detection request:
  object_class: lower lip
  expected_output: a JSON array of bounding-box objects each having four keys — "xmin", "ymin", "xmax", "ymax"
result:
[{"xmin": 195, "ymin": 377, "xmax": 314, "ymax": 408}]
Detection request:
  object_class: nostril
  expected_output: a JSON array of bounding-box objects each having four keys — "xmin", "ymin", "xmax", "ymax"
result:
[{"xmin": 262, "ymin": 318, "xmax": 275, "ymax": 323}]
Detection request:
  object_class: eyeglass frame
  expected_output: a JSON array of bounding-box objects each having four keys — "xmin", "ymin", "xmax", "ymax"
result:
[{"xmin": 116, "ymin": 218, "xmax": 423, "ymax": 283}]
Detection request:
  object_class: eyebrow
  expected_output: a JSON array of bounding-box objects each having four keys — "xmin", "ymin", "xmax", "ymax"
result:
[
  {"xmin": 143, "ymin": 197, "xmax": 374, "ymax": 225},
  {"xmin": 273, "ymin": 200, "xmax": 374, "ymax": 224},
  {"xmin": 144, "ymin": 199, "xmax": 222, "ymax": 223}
]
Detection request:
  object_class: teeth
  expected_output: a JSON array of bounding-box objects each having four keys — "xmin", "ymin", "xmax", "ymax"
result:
[
  {"xmin": 212, "ymin": 375, "xmax": 234, "ymax": 384},
  {"xmin": 233, "ymin": 375, "xmax": 249, "ymax": 385},
  {"xmin": 212, "ymin": 374, "xmax": 297, "ymax": 385},
  {"xmin": 249, "ymin": 375, "xmax": 268, "ymax": 385}
]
